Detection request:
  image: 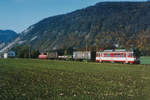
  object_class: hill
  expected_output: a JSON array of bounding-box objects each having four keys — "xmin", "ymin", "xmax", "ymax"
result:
[
  {"xmin": 0, "ymin": 30, "xmax": 18, "ymax": 50},
  {"xmin": 14, "ymin": 2, "xmax": 150, "ymax": 55},
  {"xmin": 0, "ymin": 30, "xmax": 17, "ymax": 43}
]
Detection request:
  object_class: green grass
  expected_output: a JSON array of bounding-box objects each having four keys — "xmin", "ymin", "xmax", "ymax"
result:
[
  {"xmin": 0, "ymin": 59, "xmax": 150, "ymax": 100},
  {"xmin": 140, "ymin": 56, "xmax": 150, "ymax": 64}
]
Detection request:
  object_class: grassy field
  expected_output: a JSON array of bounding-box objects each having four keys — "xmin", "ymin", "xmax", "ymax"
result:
[
  {"xmin": 0, "ymin": 59, "xmax": 150, "ymax": 100},
  {"xmin": 140, "ymin": 56, "xmax": 150, "ymax": 64}
]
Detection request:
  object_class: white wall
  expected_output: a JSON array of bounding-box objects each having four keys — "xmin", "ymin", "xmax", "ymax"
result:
[{"xmin": 4, "ymin": 53, "xmax": 8, "ymax": 59}]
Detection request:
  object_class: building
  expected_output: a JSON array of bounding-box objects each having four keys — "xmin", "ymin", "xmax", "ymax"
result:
[
  {"xmin": 4, "ymin": 53, "xmax": 8, "ymax": 59},
  {"xmin": 4, "ymin": 51, "xmax": 16, "ymax": 59}
]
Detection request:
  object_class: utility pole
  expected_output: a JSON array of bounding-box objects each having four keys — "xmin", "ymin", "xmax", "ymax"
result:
[
  {"xmin": 86, "ymin": 34, "xmax": 89, "ymax": 51},
  {"xmin": 85, "ymin": 34, "xmax": 89, "ymax": 60},
  {"xmin": 29, "ymin": 45, "xmax": 31, "ymax": 58},
  {"xmin": 86, "ymin": 38, "xmax": 88, "ymax": 52}
]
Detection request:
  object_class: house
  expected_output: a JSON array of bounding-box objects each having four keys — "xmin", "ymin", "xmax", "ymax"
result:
[
  {"xmin": 4, "ymin": 51, "xmax": 16, "ymax": 59},
  {"xmin": 4, "ymin": 53, "xmax": 8, "ymax": 59}
]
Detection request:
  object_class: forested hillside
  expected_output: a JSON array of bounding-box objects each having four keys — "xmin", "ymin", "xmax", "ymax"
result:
[
  {"xmin": 0, "ymin": 30, "xmax": 17, "ymax": 43},
  {"xmin": 0, "ymin": 30, "xmax": 18, "ymax": 50},
  {"xmin": 17, "ymin": 2, "xmax": 150, "ymax": 55}
]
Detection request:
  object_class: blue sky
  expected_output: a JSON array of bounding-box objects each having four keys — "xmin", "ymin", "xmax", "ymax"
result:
[{"xmin": 0, "ymin": 0, "xmax": 146, "ymax": 33}]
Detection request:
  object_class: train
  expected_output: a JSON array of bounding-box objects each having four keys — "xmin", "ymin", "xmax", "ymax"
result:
[
  {"xmin": 96, "ymin": 49, "xmax": 140, "ymax": 64},
  {"xmin": 38, "ymin": 49, "xmax": 140, "ymax": 64}
]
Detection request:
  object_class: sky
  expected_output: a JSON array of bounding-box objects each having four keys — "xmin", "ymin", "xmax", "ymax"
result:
[{"xmin": 0, "ymin": 0, "xmax": 146, "ymax": 33}]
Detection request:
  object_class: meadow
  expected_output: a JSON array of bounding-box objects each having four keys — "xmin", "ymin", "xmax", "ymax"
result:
[
  {"xmin": 140, "ymin": 56, "xmax": 150, "ymax": 64},
  {"xmin": 0, "ymin": 59, "xmax": 150, "ymax": 100}
]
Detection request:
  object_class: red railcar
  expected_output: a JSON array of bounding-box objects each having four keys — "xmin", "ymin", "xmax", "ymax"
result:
[{"xmin": 96, "ymin": 49, "xmax": 140, "ymax": 64}]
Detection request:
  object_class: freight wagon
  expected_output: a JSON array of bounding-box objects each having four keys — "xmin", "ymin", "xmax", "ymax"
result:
[
  {"xmin": 73, "ymin": 51, "xmax": 96, "ymax": 61},
  {"xmin": 47, "ymin": 52, "xmax": 58, "ymax": 59},
  {"xmin": 58, "ymin": 55, "xmax": 72, "ymax": 60}
]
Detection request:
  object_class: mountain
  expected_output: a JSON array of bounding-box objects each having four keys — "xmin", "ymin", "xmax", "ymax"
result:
[
  {"xmin": 0, "ymin": 30, "xmax": 18, "ymax": 43},
  {"xmin": 12, "ymin": 2, "xmax": 150, "ymax": 54}
]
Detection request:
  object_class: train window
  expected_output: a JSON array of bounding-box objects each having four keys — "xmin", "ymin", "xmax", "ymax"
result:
[
  {"xmin": 96, "ymin": 53, "xmax": 98, "ymax": 57},
  {"xmin": 105, "ymin": 53, "xmax": 110, "ymax": 57},
  {"xmin": 111, "ymin": 53, "xmax": 114, "ymax": 57},
  {"xmin": 131, "ymin": 53, "xmax": 133, "ymax": 57},
  {"xmin": 107, "ymin": 54, "xmax": 109, "ymax": 57},
  {"xmin": 128, "ymin": 53, "xmax": 130, "ymax": 57},
  {"xmin": 124, "ymin": 53, "xmax": 126, "ymax": 57},
  {"xmin": 97, "ymin": 53, "xmax": 100, "ymax": 57},
  {"xmin": 121, "ymin": 53, "xmax": 124, "ymax": 57},
  {"xmin": 114, "ymin": 53, "xmax": 120, "ymax": 57},
  {"xmin": 128, "ymin": 53, "xmax": 133, "ymax": 57}
]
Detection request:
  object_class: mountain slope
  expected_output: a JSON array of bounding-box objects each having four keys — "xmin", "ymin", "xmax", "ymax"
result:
[
  {"xmin": 0, "ymin": 30, "xmax": 18, "ymax": 43},
  {"xmin": 18, "ymin": 2, "xmax": 150, "ymax": 52}
]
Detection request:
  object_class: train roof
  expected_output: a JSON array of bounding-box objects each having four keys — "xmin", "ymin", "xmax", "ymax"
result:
[{"xmin": 99, "ymin": 49, "xmax": 133, "ymax": 52}]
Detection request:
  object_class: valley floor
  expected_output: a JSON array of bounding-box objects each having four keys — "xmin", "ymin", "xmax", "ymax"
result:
[{"xmin": 0, "ymin": 59, "xmax": 150, "ymax": 99}]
